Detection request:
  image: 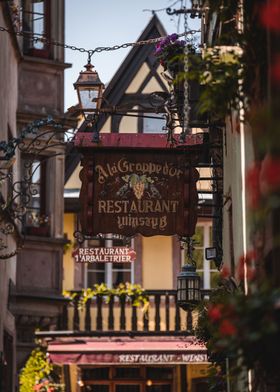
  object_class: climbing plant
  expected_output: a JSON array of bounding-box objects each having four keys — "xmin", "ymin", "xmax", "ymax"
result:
[{"xmin": 19, "ymin": 347, "xmax": 64, "ymax": 392}]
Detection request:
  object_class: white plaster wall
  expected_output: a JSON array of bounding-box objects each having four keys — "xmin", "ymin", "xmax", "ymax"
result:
[
  {"xmin": 126, "ymin": 63, "xmax": 150, "ymax": 93},
  {"xmin": 222, "ymin": 115, "xmax": 255, "ymax": 275},
  {"xmin": 119, "ymin": 106, "xmax": 138, "ymax": 133},
  {"xmin": 65, "ymin": 163, "xmax": 82, "ymax": 190}
]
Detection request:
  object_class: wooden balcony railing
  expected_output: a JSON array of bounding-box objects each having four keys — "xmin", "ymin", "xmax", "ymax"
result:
[{"xmin": 55, "ymin": 289, "xmax": 210, "ymax": 336}]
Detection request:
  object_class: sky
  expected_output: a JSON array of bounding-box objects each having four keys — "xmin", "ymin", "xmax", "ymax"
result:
[{"xmin": 64, "ymin": 0, "xmax": 200, "ymax": 110}]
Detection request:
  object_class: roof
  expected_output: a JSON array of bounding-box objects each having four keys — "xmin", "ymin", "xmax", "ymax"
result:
[{"xmin": 65, "ymin": 14, "xmax": 167, "ymax": 184}]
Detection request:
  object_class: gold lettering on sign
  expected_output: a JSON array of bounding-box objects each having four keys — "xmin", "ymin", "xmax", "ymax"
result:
[
  {"xmin": 97, "ymin": 200, "xmax": 179, "ymax": 214},
  {"xmin": 117, "ymin": 215, "xmax": 168, "ymax": 230},
  {"xmin": 95, "ymin": 158, "xmax": 184, "ymax": 184}
]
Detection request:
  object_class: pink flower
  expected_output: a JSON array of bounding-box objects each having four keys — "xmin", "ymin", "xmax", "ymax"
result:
[
  {"xmin": 260, "ymin": 0, "xmax": 280, "ymax": 31},
  {"xmin": 219, "ymin": 319, "xmax": 237, "ymax": 336}
]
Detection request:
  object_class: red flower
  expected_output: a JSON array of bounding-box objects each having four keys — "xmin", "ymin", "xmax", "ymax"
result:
[
  {"xmin": 271, "ymin": 55, "xmax": 280, "ymax": 83},
  {"xmin": 220, "ymin": 265, "xmax": 230, "ymax": 279},
  {"xmin": 208, "ymin": 304, "xmax": 222, "ymax": 322},
  {"xmin": 219, "ymin": 319, "xmax": 237, "ymax": 336},
  {"xmin": 238, "ymin": 251, "xmax": 256, "ymax": 281},
  {"xmin": 260, "ymin": 0, "xmax": 280, "ymax": 31},
  {"xmin": 260, "ymin": 155, "xmax": 280, "ymax": 195},
  {"xmin": 246, "ymin": 163, "xmax": 261, "ymax": 209}
]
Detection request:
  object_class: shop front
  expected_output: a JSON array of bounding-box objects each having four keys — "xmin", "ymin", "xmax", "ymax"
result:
[{"xmin": 47, "ymin": 336, "xmax": 209, "ymax": 392}]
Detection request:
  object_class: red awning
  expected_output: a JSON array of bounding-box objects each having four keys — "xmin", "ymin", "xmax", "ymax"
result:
[
  {"xmin": 74, "ymin": 132, "xmax": 204, "ymax": 149},
  {"xmin": 47, "ymin": 336, "xmax": 208, "ymax": 365}
]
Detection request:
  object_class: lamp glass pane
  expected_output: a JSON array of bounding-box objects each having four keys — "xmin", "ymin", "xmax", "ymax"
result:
[{"xmin": 79, "ymin": 88, "xmax": 98, "ymax": 110}]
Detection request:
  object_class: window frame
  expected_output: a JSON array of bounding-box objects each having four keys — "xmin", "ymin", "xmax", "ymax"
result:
[
  {"xmin": 21, "ymin": 154, "xmax": 49, "ymax": 235},
  {"xmin": 182, "ymin": 222, "xmax": 217, "ymax": 290},
  {"xmin": 142, "ymin": 113, "xmax": 166, "ymax": 134},
  {"xmin": 85, "ymin": 236, "xmax": 135, "ymax": 288},
  {"xmin": 22, "ymin": 0, "xmax": 51, "ymax": 58}
]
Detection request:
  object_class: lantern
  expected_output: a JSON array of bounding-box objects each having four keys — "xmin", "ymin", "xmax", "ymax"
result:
[
  {"xmin": 177, "ymin": 263, "xmax": 201, "ymax": 310},
  {"xmin": 74, "ymin": 62, "xmax": 104, "ymax": 118}
]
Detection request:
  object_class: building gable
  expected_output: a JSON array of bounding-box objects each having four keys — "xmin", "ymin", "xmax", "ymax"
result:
[{"xmin": 65, "ymin": 14, "xmax": 168, "ymax": 187}]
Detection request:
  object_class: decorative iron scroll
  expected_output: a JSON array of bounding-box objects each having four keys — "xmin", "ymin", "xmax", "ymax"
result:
[
  {"xmin": 79, "ymin": 149, "xmax": 199, "ymax": 237},
  {"xmin": 0, "ymin": 117, "xmax": 76, "ymax": 259}
]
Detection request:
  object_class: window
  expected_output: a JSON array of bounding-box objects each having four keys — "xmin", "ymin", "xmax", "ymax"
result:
[
  {"xmin": 85, "ymin": 386, "xmax": 109, "ymax": 392},
  {"xmin": 22, "ymin": 0, "xmax": 50, "ymax": 56},
  {"xmin": 115, "ymin": 368, "xmax": 141, "ymax": 379},
  {"xmin": 83, "ymin": 367, "xmax": 110, "ymax": 381},
  {"xmin": 85, "ymin": 236, "xmax": 134, "ymax": 288},
  {"xmin": 21, "ymin": 156, "xmax": 49, "ymax": 235},
  {"xmin": 81, "ymin": 366, "xmax": 174, "ymax": 392},
  {"xmin": 143, "ymin": 113, "xmax": 166, "ymax": 134},
  {"xmin": 185, "ymin": 223, "xmax": 219, "ymax": 289}
]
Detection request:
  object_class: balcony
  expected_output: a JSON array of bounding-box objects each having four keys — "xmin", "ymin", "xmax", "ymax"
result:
[{"xmin": 35, "ymin": 289, "xmax": 210, "ymax": 338}]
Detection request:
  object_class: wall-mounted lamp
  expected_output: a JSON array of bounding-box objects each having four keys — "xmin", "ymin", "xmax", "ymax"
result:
[{"xmin": 205, "ymin": 247, "xmax": 217, "ymax": 260}]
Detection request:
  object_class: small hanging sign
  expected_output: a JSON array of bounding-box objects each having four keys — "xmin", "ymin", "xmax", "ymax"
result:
[{"xmin": 73, "ymin": 247, "xmax": 136, "ymax": 263}]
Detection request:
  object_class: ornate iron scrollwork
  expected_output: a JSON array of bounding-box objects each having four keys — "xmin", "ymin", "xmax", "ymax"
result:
[{"xmin": 0, "ymin": 116, "xmax": 76, "ymax": 259}]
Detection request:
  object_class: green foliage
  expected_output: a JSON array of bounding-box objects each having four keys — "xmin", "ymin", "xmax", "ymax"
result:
[
  {"xmin": 195, "ymin": 283, "xmax": 280, "ymax": 380},
  {"xmin": 63, "ymin": 282, "xmax": 149, "ymax": 312},
  {"xmin": 186, "ymin": 48, "xmax": 242, "ymax": 120},
  {"xmin": 155, "ymin": 0, "xmax": 269, "ymax": 125},
  {"xmin": 19, "ymin": 348, "xmax": 64, "ymax": 392}
]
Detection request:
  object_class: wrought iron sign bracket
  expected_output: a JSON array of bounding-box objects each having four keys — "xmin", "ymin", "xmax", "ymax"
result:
[{"xmin": 0, "ymin": 117, "xmax": 76, "ymax": 259}]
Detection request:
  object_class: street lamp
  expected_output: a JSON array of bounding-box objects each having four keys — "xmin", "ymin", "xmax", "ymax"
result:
[
  {"xmin": 74, "ymin": 61, "xmax": 104, "ymax": 142},
  {"xmin": 177, "ymin": 238, "xmax": 201, "ymax": 310},
  {"xmin": 74, "ymin": 62, "xmax": 104, "ymax": 119}
]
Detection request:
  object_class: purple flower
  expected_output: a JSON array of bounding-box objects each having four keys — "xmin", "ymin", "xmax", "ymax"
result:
[
  {"xmin": 169, "ymin": 33, "xmax": 179, "ymax": 41},
  {"xmin": 154, "ymin": 34, "xmax": 186, "ymax": 58},
  {"xmin": 162, "ymin": 36, "xmax": 171, "ymax": 46},
  {"xmin": 154, "ymin": 47, "xmax": 163, "ymax": 56}
]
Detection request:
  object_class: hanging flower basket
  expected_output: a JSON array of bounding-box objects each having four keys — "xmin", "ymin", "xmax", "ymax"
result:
[
  {"xmin": 154, "ymin": 34, "xmax": 186, "ymax": 124},
  {"xmin": 154, "ymin": 34, "xmax": 198, "ymax": 127}
]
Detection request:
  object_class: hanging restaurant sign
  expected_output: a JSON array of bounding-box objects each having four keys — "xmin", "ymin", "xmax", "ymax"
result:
[
  {"xmin": 76, "ymin": 133, "xmax": 202, "ymax": 237},
  {"xmin": 73, "ymin": 247, "xmax": 136, "ymax": 263}
]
